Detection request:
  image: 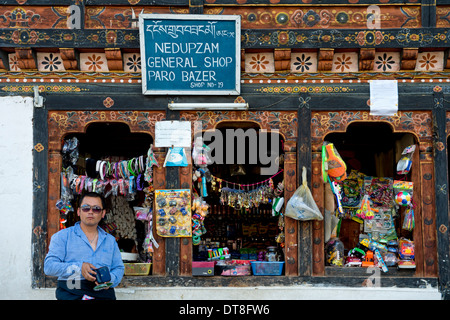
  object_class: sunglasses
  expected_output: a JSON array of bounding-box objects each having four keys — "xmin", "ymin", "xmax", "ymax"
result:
[{"xmin": 80, "ymin": 204, "xmax": 103, "ymax": 214}]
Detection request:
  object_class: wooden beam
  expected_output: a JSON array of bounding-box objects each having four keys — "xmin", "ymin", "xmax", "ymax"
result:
[
  {"xmin": 152, "ymin": 150, "xmax": 167, "ymax": 276},
  {"xmin": 318, "ymin": 48, "xmax": 333, "ymax": 72},
  {"xmin": 14, "ymin": 48, "xmax": 36, "ymax": 70},
  {"xmin": 31, "ymin": 105, "xmax": 49, "ymax": 288},
  {"xmin": 59, "ymin": 48, "xmax": 78, "ymax": 70},
  {"xmin": 284, "ymin": 142, "xmax": 298, "ymax": 276},
  {"xmin": 432, "ymin": 91, "xmax": 450, "ymax": 295},
  {"xmin": 165, "ymin": 108, "xmax": 181, "ymax": 277},
  {"xmin": 401, "ymin": 48, "xmax": 418, "ymax": 70},
  {"xmin": 274, "ymin": 48, "xmax": 291, "ymax": 72},
  {"xmin": 359, "ymin": 48, "xmax": 375, "ymax": 71},
  {"xmin": 189, "ymin": 0, "xmax": 203, "ymax": 14},
  {"xmin": 179, "ymin": 152, "xmax": 193, "ymax": 275},
  {"xmin": 298, "ymin": 95, "xmax": 312, "ymax": 276},
  {"xmin": 2, "ymin": 28, "xmax": 450, "ymax": 49},
  {"xmin": 105, "ymin": 48, "xmax": 123, "ymax": 71}
]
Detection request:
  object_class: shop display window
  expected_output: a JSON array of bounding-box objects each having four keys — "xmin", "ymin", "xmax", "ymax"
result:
[
  {"xmin": 60, "ymin": 122, "xmax": 155, "ymax": 274},
  {"xmin": 58, "ymin": 119, "xmax": 288, "ymax": 277},
  {"xmin": 322, "ymin": 122, "xmax": 418, "ymax": 273},
  {"xmin": 191, "ymin": 123, "xmax": 286, "ymax": 276}
]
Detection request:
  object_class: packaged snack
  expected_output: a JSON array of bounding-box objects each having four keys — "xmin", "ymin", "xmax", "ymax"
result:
[
  {"xmin": 398, "ymin": 238, "xmax": 415, "ymax": 260},
  {"xmin": 383, "ymin": 252, "xmax": 398, "ymax": 267},
  {"xmin": 325, "ymin": 238, "xmax": 344, "ymax": 267}
]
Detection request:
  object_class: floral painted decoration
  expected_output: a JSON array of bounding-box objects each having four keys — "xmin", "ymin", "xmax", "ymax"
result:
[
  {"xmin": 333, "ymin": 54, "xmax": 352, "ymax": 72},
  {"xmin": 8, "ymin": 53, "xmax": 21, "ymax": 71},
  {"xmin": 124, "ymin": 53, "xmax": 141, "ymax": 72},
  {"xmin": 375, "ymin": 53, "xmax": 396, "ymax": 72},
  {"xmin": 293, "ymin": 53, "xmax": 313, "ymax": 72}
]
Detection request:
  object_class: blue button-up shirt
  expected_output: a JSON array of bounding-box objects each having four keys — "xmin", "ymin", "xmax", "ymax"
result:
[{"xmin": 44, "ymin": 222, "xmax": 124, "ymax": 288}]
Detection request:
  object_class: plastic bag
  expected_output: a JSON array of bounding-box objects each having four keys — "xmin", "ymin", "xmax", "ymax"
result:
[
  {"xmin": 402, "ymin": 206, "xmax": 415, "ymax": 231},
  {"xmin": 397, "ymin": 145, "xmax": 416, "ymax": 175},
  {"xmin": 163, "ymin": 147, "xmax": 188, "ymax": 167},
  {"xmin": 285, "ymin": 167, "xmax": 323, "ymax": 221},
  {"xmin": 133, "ymin": 206, "xmax": 151, "ymax": 221}
]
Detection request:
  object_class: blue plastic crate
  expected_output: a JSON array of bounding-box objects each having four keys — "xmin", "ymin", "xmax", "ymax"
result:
[{"xmin": 251, "ymin": 261, "xmax": 284, "ymax": 276}]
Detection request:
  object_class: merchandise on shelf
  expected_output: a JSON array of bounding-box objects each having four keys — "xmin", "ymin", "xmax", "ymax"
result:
[
  {"xmin": 322, "ymin": 142, "xmax": 417, "ymax": 273},
  {"xmin": 325, "ymin": 238, "xmax": 344, "ymax": 267},
  {"xmin": 59, "ymin": 138, "xmax": 159, "ymax": 273},
  {"xmin": 155, "ymin": 189, "xmax": 192, "ymax": 237}
]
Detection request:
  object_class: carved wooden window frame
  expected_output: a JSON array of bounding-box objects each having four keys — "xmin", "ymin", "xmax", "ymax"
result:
[{"xmin": 310, "ymin": 110, "xmax": 437, "ymax": 277}]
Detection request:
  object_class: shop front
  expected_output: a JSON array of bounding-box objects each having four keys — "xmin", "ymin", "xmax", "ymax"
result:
[
  {"xmin": 30, "ymin": 84, "xmax": 444, "ymax": 291},
  {"xmin": 310, "ymin": 112, "xmax": 436, "ymax": 279},
  {"xmin": 42, "ymin": 108, "xmax": 301, "ymax": 283},
  {"xmin": 0, "ymin": 0, "xmax": 447, "ymax": 299}
]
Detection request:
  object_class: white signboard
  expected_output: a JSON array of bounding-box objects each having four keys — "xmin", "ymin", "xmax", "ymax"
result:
[
  {"xmin": 155, "ymin": 121, "xmax": 191, "ymax": 148},
  {"xmin": 369, "ymin": 80, "xmax": 398, "ymax": 116}
]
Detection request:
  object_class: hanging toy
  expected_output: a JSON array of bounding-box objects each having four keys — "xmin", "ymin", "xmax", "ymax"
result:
[
  {"xmin": 356, "ymin": 194, "xmax": 379, "ymax": 219},
  {"xmin": 397, "ymin": 145, "xmax": 416, "ymax": 175},
  {"xmin": 393, "ymin": 180, "xmax": 413, "ymax": 209},
  {"xmin": 402, "ymin": 205, "xmax": 415, "ymax": 231},
  {"xmin": 322, "ymin": 142, "xmax": 347, "ymax": 183},
  {"xmin": 191, "ymin": 197, "xmax": 209, "ymax": 245},
  {"xmin": 395, "ymin": 191, "xmax": 411, "ymax": 207},
  {"xmin": 328, "ymin": 177, "xmax": 344, "ymax": 217},
  {"xmin": 147, "ymin": 144, "xmax": 159, "ymax": 167},
  {"xmin": 199, "ymin": 168, "xmax": 209, "ymax": 197},
  {"xmin": 193, "ymin": 168, "xmax": 209, "ymax": 197},
  {"xmin": 144, "ymin": 144, "xmax": 159, "ymax": 183},
  {"xmin": 272, "ymin": 197, "xmax": 284, "ymax": 216},
  {"xmin": 192, "ymin": 136, "xmax": 211, "ymax": 166},
  {"xmin": 321, "ymin": 144, "xmax": 328, "ymax": 183},
  {"xmin": 202, "ymin": 176, "xmax": 208, "ymax": 197}
]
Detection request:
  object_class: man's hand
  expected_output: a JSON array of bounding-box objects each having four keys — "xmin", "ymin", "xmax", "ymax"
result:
[{"xmin": 81, "ymin": 262, "xmax": 97, "ymax": 282}]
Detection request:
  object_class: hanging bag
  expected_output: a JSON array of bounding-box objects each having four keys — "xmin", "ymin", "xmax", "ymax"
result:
[{"xmin": 285, "ymin": 167, "xmax": 323, "ymax": 221}]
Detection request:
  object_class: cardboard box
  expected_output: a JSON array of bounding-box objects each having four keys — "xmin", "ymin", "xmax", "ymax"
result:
[{"xmin": 192, "ymin": 261, "xmax": 215, "ymax": 276}]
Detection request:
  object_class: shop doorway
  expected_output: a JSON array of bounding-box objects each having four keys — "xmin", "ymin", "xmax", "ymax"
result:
[
  {"xmin": 323, "ymin": 122, "xmax": 418, "ymax": 271},
  {"xmin": 192, "ymin": 122, "xmax": 286, "ymax": 276},
  {"xmin": 62, "ymin": 122, "xmax": 154, "ymax": 261}
]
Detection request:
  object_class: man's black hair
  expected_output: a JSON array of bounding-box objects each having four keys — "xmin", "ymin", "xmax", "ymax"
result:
[{"xmin": 79, "ymin": 192, "xmax": 106, "ymax": 209}]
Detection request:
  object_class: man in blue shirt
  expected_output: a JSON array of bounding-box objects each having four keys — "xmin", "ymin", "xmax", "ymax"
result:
[{"xmin": 44, "ymin": 192, "xmax": 124, "ymax": 300}]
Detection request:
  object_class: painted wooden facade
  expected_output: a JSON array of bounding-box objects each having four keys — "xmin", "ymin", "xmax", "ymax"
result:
[{"xmin": 1, "ymin": 0, "xmax": 449, "ymax": 297}]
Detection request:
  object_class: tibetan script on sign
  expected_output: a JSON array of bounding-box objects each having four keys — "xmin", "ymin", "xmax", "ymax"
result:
[{"xmin": 139, "ymin": 14, "xmax": 241, "ymax": 95}]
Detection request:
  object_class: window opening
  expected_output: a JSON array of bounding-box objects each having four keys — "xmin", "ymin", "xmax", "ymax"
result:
[
  {"xmin": 60, "ymin": 122, "xmax": 155, "ymax": 275},
  {"xmin": 323, "ymin": 122, "xmax": 417, "ymax": 272},
  {"xmin": 191, "ymin": 123, "xmax": 286, "ymax": 276}
]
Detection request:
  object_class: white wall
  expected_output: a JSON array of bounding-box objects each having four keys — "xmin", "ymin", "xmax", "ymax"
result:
[
  {"xmin": 0, "ymin": 95, "xmax": 442, "ymax": 300},
  {"xmin": 0, "ymin": 96, "xmax": 36, "ymax": 298}
]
